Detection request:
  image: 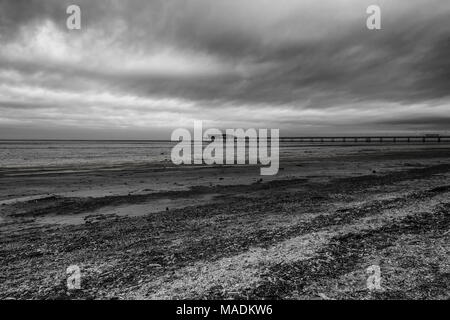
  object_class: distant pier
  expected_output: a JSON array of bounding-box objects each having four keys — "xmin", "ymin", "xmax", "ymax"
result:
[
  {"xmin": 208, "ymin": 134, "xmax": 450, "ymax": 143},
  {"xmin": 279, "ymin": 135, "xmax": 449, "ymax": 143}
]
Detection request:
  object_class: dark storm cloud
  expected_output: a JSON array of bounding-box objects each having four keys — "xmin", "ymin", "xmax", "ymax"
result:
[
  {"xmin": 0, "ymin": 0, "xmax": 66, "ymax": 39},
  {"xmin": 0, "ymin": 0, "xmax": 449, "ymax": 137}
]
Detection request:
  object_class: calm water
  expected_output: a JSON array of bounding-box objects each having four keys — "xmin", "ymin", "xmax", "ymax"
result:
[
  {"xmin": 0, "ymin": 140, "xmax": 174, "ymax": 168},
  {"xmin": 0, "ymin": 140, "xmax": 441, "ymax": 169}
]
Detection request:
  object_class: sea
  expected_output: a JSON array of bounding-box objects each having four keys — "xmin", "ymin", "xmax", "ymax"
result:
[{"xmin": 0, "ymin": 139, "xmax": 445, "ymax": 169}]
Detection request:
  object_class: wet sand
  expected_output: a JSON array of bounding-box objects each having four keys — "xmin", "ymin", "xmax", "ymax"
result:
[{"xmin": 0, "ymin": 144, "xmax": 449, "ymax": 299}]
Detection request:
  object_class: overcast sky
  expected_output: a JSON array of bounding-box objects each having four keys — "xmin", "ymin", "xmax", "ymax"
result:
[{"xmin": 0, "ymin": 0, "xmax": 449, "ymax": 139}]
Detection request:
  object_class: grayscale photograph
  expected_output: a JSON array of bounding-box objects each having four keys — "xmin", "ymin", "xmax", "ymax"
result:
[{"xmin": 0, "ymin": 0, "xmax": 449, "ymax": 306}]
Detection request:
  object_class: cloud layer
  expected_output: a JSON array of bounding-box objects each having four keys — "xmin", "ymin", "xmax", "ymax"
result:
[{"xmin": 0, "ymin": 0, "xmax": 449, "ymax": 138}]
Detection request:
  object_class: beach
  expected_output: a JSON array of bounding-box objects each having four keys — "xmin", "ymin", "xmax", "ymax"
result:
[{"xmin": 0, "ymin": 142, "xmax": 449, "ymax": 299}]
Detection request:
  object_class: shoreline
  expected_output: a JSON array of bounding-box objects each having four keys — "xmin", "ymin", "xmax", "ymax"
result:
[{"xmin": 0, "ymin": 144, "xmax": 449, "ymax": 299}]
